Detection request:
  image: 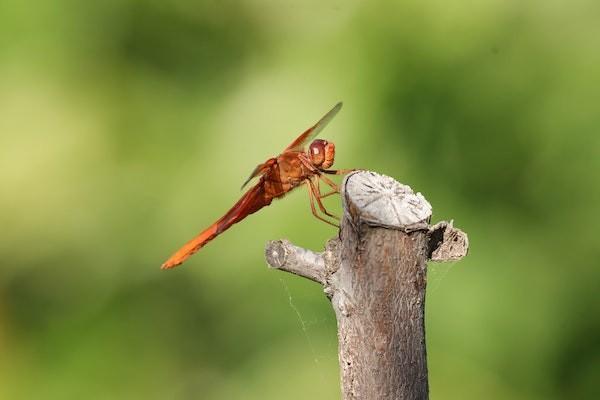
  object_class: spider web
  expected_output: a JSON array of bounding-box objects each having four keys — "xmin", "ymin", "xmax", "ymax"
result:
[
  {"xmin": 427, "ymin": 261, "xmax": 456, "ymax": 293},
  {"xmin": 279, "ymin": 278, "xmax": 334, "ymax": 385}
]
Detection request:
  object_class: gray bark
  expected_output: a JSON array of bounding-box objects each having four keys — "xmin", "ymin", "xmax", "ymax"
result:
[{"xmin": 265, "ymin": 171, "xmax": 468, "ymax": 400}]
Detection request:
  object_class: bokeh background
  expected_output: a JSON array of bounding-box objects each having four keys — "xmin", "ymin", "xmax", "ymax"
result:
[{"xmin": 1, "ymin": 1, "xmax": 598, "ymax": 399}]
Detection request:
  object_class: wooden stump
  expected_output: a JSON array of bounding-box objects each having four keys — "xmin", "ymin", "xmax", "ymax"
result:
[{"xmin": 265, "ymin": 171, "xmax": 468, "ymax": 400}]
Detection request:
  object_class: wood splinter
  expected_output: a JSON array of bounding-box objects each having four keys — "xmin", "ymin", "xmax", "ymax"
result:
[{"xmin": 265, "ymin": 170, "xmax": 469, "ymax": 400}]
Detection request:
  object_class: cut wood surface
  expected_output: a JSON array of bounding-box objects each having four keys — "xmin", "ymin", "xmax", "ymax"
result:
[{"xmin": 265, "ymin": 170, "xmax": 468, "ymax": 400}]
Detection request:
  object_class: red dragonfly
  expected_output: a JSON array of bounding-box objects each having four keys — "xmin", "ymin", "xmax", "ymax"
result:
[{"xmin": 161, "ymin": 102, "xmax": 352, "ymax": 269}]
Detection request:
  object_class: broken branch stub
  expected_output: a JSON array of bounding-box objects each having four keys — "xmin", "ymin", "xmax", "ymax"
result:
[{"xmin": 265, "ymin": 170, "xmax": 468, "ymax": 400}]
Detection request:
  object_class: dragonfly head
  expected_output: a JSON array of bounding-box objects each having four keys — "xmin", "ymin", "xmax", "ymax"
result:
[{"xmin": 308, "ymin": 139, "xmax": 335, "ymax": 169}]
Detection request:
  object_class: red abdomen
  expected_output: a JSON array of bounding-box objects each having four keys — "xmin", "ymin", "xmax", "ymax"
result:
[{"xmin": 161, "ymin": 182, "xmax": 273, "ymax": 269}]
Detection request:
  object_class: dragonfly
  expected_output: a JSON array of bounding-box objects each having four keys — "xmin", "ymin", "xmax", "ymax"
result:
[{"xmin": 161, "ymin": 102, "xmax": 353, "ymax": 269}]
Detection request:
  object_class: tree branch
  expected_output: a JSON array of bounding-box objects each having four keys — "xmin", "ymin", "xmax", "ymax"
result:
[
  {"xmin": 265, "ymin": 239, "xmax": 327, "ymax": 284},
  {"xmin": 428, "ymin": 221, "xmax": 469, "ymax": 261}
]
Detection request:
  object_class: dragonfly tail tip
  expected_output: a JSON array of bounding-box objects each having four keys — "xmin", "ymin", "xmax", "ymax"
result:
[{"xmin": 161, "ymin": 261, "xmax": 177, "ymax": 270}]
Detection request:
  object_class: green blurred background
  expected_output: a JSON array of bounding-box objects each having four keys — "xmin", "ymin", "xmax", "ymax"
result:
[{"xmin": 1, "ymin": 0, "xmax": 598, "ymax": 399}]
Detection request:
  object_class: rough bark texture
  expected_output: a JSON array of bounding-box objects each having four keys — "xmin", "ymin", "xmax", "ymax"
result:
[
  {"xmin": 264, "ymin": 171, "xmax": 469, "ymax": 400},
  {"xmin": 334, "ymin": 225, "xmax": 429, "ymax": 399}
]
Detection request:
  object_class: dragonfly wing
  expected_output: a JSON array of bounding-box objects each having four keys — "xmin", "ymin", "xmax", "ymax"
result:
[
  {"xmin": 284, "ymin": 102, "xmax": 342, "ymax": 152},
  {"xmin": 241, "ymin": 158, "xmax": 277, "ymax": 189}
]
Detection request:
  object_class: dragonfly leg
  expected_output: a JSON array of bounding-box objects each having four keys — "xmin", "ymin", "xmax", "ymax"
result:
[
  {"xmin": 319, "ymin": 189, "xmax": 338, "ymax": 198},
  {"xmin": 298, "ymin": 153, "xmax": 321, "ymax": 173},
  {"xmin": 315, "ymin": 178, "xmax": 338, "ymax": 198},
  {"xmin": 321, "ymin": 168, "xmax": 357, "ymax": 175},
  {"xmin": 299, "ymin": 154, "xmax": 340, "ymax": 195},
  {"xmin": 308, "ymin": 179, "xmax": 340, "ymax": 220},
  {"xmin": 318, "ymin": 174, "xmax": 340, "ymax": 193},
  {"xmin": 315, "ymin": 175, "xmax": 340, "ymax": 199},
  {"xmin": 299, "ymin": 153, "xmax": 346, "ymax": 197},
  {"xmin": 306, "ymin": 181, "xmax": 339, "ymax": 228}
]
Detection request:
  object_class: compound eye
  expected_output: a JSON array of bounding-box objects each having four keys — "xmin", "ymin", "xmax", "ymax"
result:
[{"xmin": 309, "ymin": 140, "xmax": 326, "ymax": 166}]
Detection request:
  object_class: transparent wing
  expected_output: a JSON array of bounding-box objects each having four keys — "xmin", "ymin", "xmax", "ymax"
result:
[
  {"xmin": 241, "ymin": 164, "xmax": 264, "ymax": 190},
  {"xmin": 284, "ymin": 102, "xmax": 342, "ymax": 152},
  {"xmin": 240, "ymin": 158, "xmax": 277, "ymax": 189}
]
